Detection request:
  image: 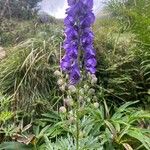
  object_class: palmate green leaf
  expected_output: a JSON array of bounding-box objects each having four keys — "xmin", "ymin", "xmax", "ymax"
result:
[
  {"xmin": 39, "ymin": 111, "xmax": 61, "ymax": 124},
  {"xmin": 0, "ymin": 142, "xmax": 32, "ymax": 150},
  {"xmin": 127, "ymin": 128, "xmax": 150, "ymax": 150},
  {"xmin": 38, "ymin": 122, "xmax": 67, "ymax": 138},
  {"xmin": 44, "ymin": 134, "xmax": 101, "ymax": 150}
]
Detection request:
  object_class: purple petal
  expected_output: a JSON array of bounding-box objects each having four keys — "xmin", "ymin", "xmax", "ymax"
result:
[
  {"xmin": 81, "ymin": 29, "xmax": 94, "ymax": 46},
  {"xmin": 65, "ymin": 27, "xmax": 78, "ymax": 40},
  {"xmin": 67, "ymin": 0, "xmax": 77, "ymax": 6},
  {"xmin": 69, "ymin": 63, "xmax": 80, "ymax": 84},
  {"xmin": 64, "ymin": 15, "xmax": 75, "ymax": 26},
  {"xmin": 85, "ymin": 58, "xmax": 97, "ymax": 67},
  {"xmin": 84, "ymin": 47, "xmax": 96, "ymax": 59},
  {"xmin": 82, "ymin": 0, "xmax": 93, "ymax": 9},
  {"xmin": 66, "ymin": 47, "xmax": 78, "ymax": 59},
  {"xmin": 60, "ymin": 55, "xmax": 71, "ymax": 72},
  {"xmin": 80, "ymin": 12, "xmax": 95, "ymax": 28},
  {"xmin": 86, "ymin": 66, "xmax": 96, "ymax": 74}
]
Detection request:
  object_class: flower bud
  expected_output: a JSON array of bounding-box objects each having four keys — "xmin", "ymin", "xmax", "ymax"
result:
[
  {"xmin": 68, "ymin": 116, "xmax": 76, "ymax": 124},
  {"xmin": 88, "ymin": 88, "xmax": 95, "ymax": 95},
  {"xmin": 57, "ymin": 79, "xmax": 64, "ymax": 86},
  {"xmin": 54, "ymin": 70, "xmax": 62, "ymax": 77},
  {"xmin": 87, "ymin": 98, "xmax": 91, "ymax": 102},
  {"xmin": 91, "ymin": 76, "xmax": 98, "ymax": 84},
  {"xmin": 59, "ymin": 106, "xmax": 67, "ymax": 113},
  {"xmin": 92, "ymin": 74, "xmax": 96, "ymax": 78},
  {"xmin": 69, "ymin": 110, "xmax": 74, "ymax": 115},
  {"xmin": 60, "ymin": 84, "xmax": 66, "ymax": 92},
  {"xmin": 88, "ymin": 72, "xmax": 92, "ymax": 78},
  {"xmin": 93, "ymin": 102, "xmax": 99, "ymax": 108},
  {"xmin": 79, "ymin": 96, "xmax": 84, "ymax": 102},
  {"xmin": 93, "ymin": 96, "xmax": 98, "ymax": 101},
  {"xmin": 64, "ymin": 97, "xmax": 74, "ymax": 106},
  {"xmin": 79, "ymin": 89, "xmax": 84, "ymax": 95},
  {"xmin": 84, "ymin": 84, "xmax": 89, "ymax": 90},
  {"xmin": 68, "ymin": 85, "xmax": 76, "ymax": 93}
]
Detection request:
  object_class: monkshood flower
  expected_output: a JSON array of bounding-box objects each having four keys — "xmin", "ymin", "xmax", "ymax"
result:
[{"xmin": 60, "ymin": 0, "xmax": 96, "ymax": 84}]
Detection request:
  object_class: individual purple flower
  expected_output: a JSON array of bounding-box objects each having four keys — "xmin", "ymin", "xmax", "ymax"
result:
[
  {"xmin": 64, "ymin": 16, "xmax": 75, "ymax": 26},
  {"xmin": 60, "ymin": 55, "xmax": 71, "ymax": 72},
  {"xmin": 81, "ymin": 29, "xmax": 94, "ymax": 46},
  {"xmin": 80, "ymin": 12, "xmax": 95, "ymax": 28},
  {"xmin": 69, "ymin": 63, "xmax": 81, "ymax": 84},
  {"xmin": 67, "ymin": 0, "xmax": 77, "ymax": 6},
  {"xmin": 61, "ymin": 0, "xmax": 96, "ymax": 84}
]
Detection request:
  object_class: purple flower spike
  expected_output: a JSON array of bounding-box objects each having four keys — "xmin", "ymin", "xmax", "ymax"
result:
[{"xmin": 60, "ymin": 0, "xmax": 96, "ymax": 84}]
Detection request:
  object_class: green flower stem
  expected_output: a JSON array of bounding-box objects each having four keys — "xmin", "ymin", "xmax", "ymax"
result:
[{"xmin": 76, "ymin": 99, "xmax": 80, "ymax": 150}]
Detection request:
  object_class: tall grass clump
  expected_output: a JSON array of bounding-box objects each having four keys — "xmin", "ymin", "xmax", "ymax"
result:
[{"xmin": 0, "ymin": 24, "xmax": 63, "ymax": 111}]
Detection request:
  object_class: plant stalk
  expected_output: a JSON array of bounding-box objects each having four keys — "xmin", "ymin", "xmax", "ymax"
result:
[{"xmin": 76, "ymin": 95, "xmax": 80, "ymax": 150}]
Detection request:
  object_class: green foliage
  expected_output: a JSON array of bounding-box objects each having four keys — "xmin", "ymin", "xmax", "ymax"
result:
[
  {"xmin": 94, "ymin": 0, "xmax": 150, "ymax": 107},
  {"xmin": 0, "ymin": 142, "xmax": 32, "ymax": 150},
  {"xmin": 0, "ymin": 95, "xmax": 13, "ymax": 123},
  {"xmin": 85, "ymin": 101, "xmax": 150, "ymax": 149},
  {"xmin": 0, "ymin": 0, "xmax": 150, "ymax": 148},
  {"xmin": 29, "ymin": 101, "xmax": 150, "ymax": 150},
  {"xmin": 43, "ymin": 134, "xmax": 101, "ymax": 150},
  {"xmin": 0, "ymin": 23, "xmax": 63, "ymax": 111}
]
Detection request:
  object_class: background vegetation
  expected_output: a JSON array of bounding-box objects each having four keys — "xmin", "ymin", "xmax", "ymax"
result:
[{"xmin": 0, "ymin": 0, "xmax": 149, "ymax": 149}]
